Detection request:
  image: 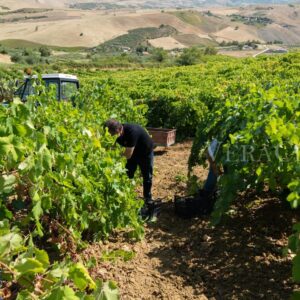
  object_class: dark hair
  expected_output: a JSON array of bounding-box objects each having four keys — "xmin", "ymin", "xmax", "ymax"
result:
[{"xmin": 104, "ymin": 119, "xmax": 122, "ymax": 135}]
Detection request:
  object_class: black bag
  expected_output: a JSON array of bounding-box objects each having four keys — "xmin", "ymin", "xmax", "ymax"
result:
[
  {"xmin": 174, "ymin": 190, "xmax": 215, "ymax": 219},
  {"xmin": 174, "ymin": 196, "xmax": 200, "ymax": 219}
]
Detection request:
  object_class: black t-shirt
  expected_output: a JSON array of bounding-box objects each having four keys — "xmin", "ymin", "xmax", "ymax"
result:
[{"xmin": 116, "ymin": 124, "xmax": 153, "ymax": 159}]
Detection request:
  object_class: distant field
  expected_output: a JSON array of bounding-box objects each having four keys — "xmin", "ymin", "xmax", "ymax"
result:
[
  {"xmin": 148, "ymin": 36, "xmax": 186, "ymax": 49},
  {"xmin": 174, "ymin": 33, "xmax": 218, "ymax": 47},
  {"xmin": 169, "ymin": 10, "xmax": 228, "ymax": 33},
  {"xmin": 0, "ymin": 4, "xmax": 299, "ymax": 48},
  {"xmin": 0, "ymin": 39, "xmax": 86, "ymax": 51}
]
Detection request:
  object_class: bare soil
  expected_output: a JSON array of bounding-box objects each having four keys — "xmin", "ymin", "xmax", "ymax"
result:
[
  {"xmin": 84, "ymin": 140, "xmax": 299, "ymax": 300},
  {"xmin": 148, "ymin": 36, "xmax": 187, "ymax": 50},
  {"xmin": 0, "ymin": 4, "xmax": 300, "ymax": 47},
  {"xmin": 0, "ymin": 54, "xmax": 12, "ymax": 64},
  {"xmin": 218, "ymin": 50, "xmax": 261, "ymax": 58}
]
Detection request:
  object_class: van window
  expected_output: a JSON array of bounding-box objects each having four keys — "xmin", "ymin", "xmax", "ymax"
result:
[
  {"xmin": 23, "ymin": 80, "xmax": 35, "ymax": 100},
  {"xmin": 61, "ymin": 81, "xmax": 78, "ymax": 100}
]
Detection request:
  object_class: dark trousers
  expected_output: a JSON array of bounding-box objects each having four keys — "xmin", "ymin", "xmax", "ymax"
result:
[
  {"xmin": 204, "ymin": 166, "xmax": 218, "ymax": 193},
  {"xmin": 126, "ymin": 151, "xmax": 153, "ymax": 203}
]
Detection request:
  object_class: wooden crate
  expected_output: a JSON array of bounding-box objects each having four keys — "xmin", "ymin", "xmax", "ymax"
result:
[{"xmin": 147, "ymin": 127, "xmax": 176, "ymax": 147}]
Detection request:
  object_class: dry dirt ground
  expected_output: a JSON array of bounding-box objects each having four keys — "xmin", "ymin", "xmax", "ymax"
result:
[
  {"xmin": 0, "ymin": 54, "xmax": 12, "ymax": 64},
  {"xmin": 148, "ymin": 37, "xmax": 187, "ymax": 50},
  {"xmin": 83, "ymin": 140, "xmax": 299, "ymax": 300},
  {"xmin": 218, "ymin": 50, "xmax": 261, "ymax": 58}
]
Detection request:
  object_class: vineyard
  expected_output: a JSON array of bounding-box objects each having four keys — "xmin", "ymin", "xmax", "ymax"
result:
[{"xmin": 0, "ymin": 53, "xmax": 300, "ymax": 299}]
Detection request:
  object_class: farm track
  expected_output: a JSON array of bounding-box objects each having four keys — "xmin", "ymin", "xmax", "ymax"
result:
[{"xmin": 84, "ymin": 140, "xmax": 298, "ymax": 299}]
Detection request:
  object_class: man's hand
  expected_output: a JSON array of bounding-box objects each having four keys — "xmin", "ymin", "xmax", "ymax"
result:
[{"xmin": 124, "ymin": 147, "xmax": 134, "ymax": 159}]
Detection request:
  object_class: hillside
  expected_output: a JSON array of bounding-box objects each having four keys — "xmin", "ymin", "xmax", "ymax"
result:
[
  {"xmin": 1, "ymin": 0, "xmax": 300, "ymax": 10},
  {"xmin": 0, "ymin": 3, "xmax": 300, "ymax": 48}
]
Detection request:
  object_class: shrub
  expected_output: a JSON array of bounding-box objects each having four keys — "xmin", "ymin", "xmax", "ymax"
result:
[
  {"xmin": 136, "ymin": 45, "xmax": 146, "ymax": 54},
  {"xmin": 146, "ymin": 93, "xmax": 207, "ymax": 139},
  {"xmin": 39, "ymin": 46, "xmax": 51, "ymax": 57},
  {"xmin": 11, "ymin": 53, "xmax": 23, "ymax": 63},
  {"xmin": 151, "ymin": 47, "xmax": 167, "ymax": 62},
  {"xmin": 22, "ymin": 48, "xmax": 32, "ymax": 56},
  {"xmin": 25, "ymin": 55, "xmax": 39, "ymax": 65},
  {"xmin": 0, "ymin": 48, "xmax": 8, "ymax": 54},
  {"xmin": 177, "ymin": 47, "xmax": 203, "ymax": 66},
  {"xmin": 204, "ymin": 46, "xmax": 218, "ymax": 55}
]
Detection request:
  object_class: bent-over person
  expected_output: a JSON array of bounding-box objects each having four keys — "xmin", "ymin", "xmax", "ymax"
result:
[{"xmin": 105, "ymin": 119, "xmax": 155, "ymax": 218}]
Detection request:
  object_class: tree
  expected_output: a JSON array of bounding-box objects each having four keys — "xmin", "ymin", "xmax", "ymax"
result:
[
  {"xmin": 11, "ymin": 54, "xmax": 22, "ymax": 63},
  {"xmin": 25, "ymin": 55, "xmax": 39, "ymax": 65},
  {"xmin": 151, "ymin": 48, "xmax": 167, "ymax": 62},
  {"xmin": 136, "ymin": 45, "xmax": 146, "ymax": 55},
  {"xmin": 177, "ymin": 47, "xmax": 203, "ymax": 66},
  {"xmin": 0, "ymin": 48, "xmax": 8, "ymax": 54},
  {"xmin": 22, "ymin": 48, "xmax": 32, "ymax": 56},
  {"xmin": 39, "ymin": 46, "xmax": 51, "ymax": 57},
  {"xmin": 204, "ymin": 46, "xmax": 218, "ymax": 55}
]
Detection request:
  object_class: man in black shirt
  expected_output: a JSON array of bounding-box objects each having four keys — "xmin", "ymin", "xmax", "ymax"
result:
[{"xmin": 105, "ymin": 119, "xmax": 154, "ymax": 210}]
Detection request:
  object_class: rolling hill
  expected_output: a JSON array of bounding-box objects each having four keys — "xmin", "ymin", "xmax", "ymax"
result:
[
  {"xmin": 1, "ymin": 0, "xmax": 300, "ymax": 10},
  {"xmin": 0, "ymin": 1, "xmax": 299, "ymax": 48}
]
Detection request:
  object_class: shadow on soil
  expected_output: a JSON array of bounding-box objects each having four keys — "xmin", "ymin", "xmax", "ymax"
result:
[
  {"xmin": 148, "ymin": 194, "xmax": 298, "ymax": 299},
  {"xmin": 154, "ymin": 149, "xmax": 168, "ymax": 156}
]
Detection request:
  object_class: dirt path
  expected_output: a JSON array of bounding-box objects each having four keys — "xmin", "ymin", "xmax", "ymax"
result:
[{"xmin": 84, "ymin": 141, "xmax": 298, "ymax": 299}]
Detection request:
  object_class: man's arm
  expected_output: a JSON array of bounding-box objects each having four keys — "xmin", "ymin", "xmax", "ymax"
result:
[
  {"xmin": 207, "ymin": 153, "xmax": 218, "ymax": 176},
  {"xmin": 124, "ymin": 147, "xmax": 135, "ymax": 159}
]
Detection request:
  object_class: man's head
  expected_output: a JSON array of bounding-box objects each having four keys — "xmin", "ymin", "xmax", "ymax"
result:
[{"xmin": 105, "ymin": 119, "xmax": 123, "ymax": 136}]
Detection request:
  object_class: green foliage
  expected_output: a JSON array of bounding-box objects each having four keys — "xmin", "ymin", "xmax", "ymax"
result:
[
  {"xmin": 0, "ymin": 79, "xmax": 16, "ymax": 101},
  {"xmin": 0, "ymin": 47, "xmax": 8, "ymax": 54},
  {"xmin": 22, "ymin": 48, "xmax": 33, "ymax": 56},
  {"xmin": 97, "ymin": 26, "xmax": 178, "ymax": 53},
  {"xmin": 0, "ymin": 81, "xmax": 145, "ymax": 239},
  {"xmin": 229, "ymin": 14, "xmax": 273, "ymax": 27},
  {"xmin": 25, "ymin": 55, "xmax": 40, "ymax": 65},
  {"xmin": 204, "ymin": 46, "xmax": 217, "ymax": 55},
  {"xmin": 151, "ymin": 48, "xmax": 167, "ymax": 62},
  {"xmin": 146, "ymin": 94, "xmax": 207, "ymax": 139},
  {"xmin": 0, "ymin": 76, "xmax": 147, "ymax": 297},
  {"xmin": 177, "ymin": 47, "xmax": 203, "ymax": 66},
  {"xmin": 78, "ymin": 62, "xmax": 222, "ymax": 137},
  {"xmin": 77, "ymin": 54, "xmax": 299, "ymax": 294},
  {"xmin": 2, "ymin": 52, "xmax": 300, "ymax": 297},
  {"xmin": 0, "ymin": 220, "xmax": 119, "ymax": 299},
  {"xmin": 39, "ymin": 46, "xmax": 51, "ymax": 57},
  {"xmin": 192, "ymin": 77, "xmax": 299, "ymax": 221},
  {"xmin": 11, "ymin": 53, "xmax": 22, "ymax": 63},
  {"xmin": 183, "ymin": 54, "xmax": 300, "ymax": 292}
]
